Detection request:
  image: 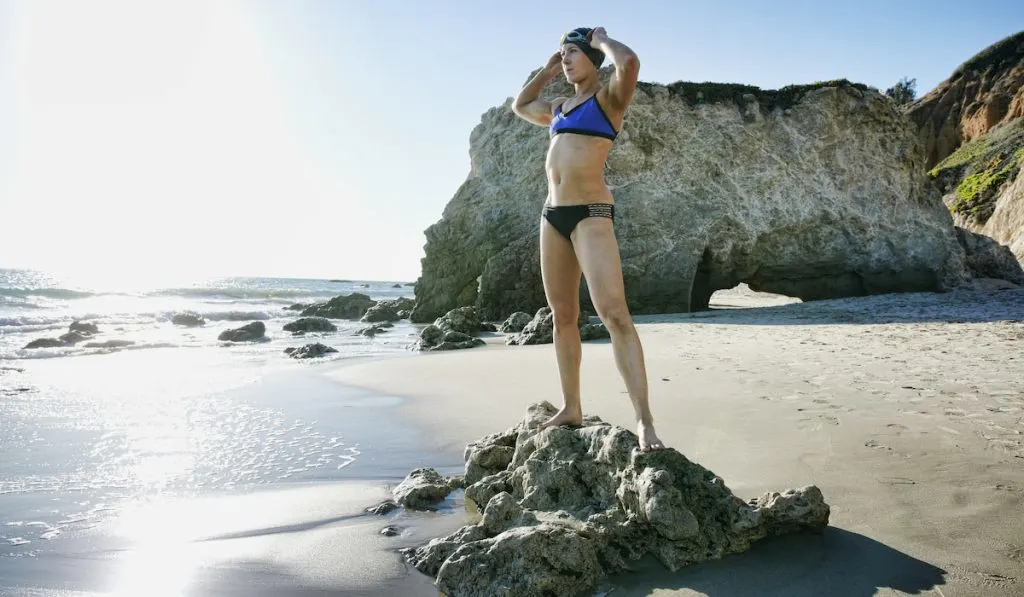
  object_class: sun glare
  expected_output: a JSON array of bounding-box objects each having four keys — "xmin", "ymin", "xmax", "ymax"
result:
[{"xmin": 6, "ymin": 1, "xmax": 365, "ymax": 282}]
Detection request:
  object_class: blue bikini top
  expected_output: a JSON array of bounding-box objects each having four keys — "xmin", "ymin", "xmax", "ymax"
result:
[{"xmin": 549, "ymin": 94, "xmax": 618, "ymax": 141}]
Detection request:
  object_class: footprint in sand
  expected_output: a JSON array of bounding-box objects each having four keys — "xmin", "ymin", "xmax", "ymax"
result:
[
  {"xmin": 877, "ymin": 476, "xmax": 916, "ymax": 485},
  {"xmin": 797, "ymin": 414, "xmax": 840, "ymax": 429}
]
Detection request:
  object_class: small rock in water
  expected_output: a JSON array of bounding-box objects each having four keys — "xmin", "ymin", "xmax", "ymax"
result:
[
  {"xmin": 393, "ymin": 468, "xmax": 462, "ymax": 510},
  {"xmin": 284, "ymin": 343, "xmax": 338, "ymax": 359},
  {"xmin": 171, "ymin": 312, "xmax": 206, "ymax": 327},
  {"xmin": 367, "ymin": 500, "xmax": 400, "ymax": 515},
  {"xmin": 381, "ymin": 525, "xmax": 401, "ymax": 537},
  {"xmin": 69, "ymin": 321, "xmax": 99, "ymax": 335},
  {"xmin": 218, "ymin": 321, "xmax": 267, "ymax": 342}
]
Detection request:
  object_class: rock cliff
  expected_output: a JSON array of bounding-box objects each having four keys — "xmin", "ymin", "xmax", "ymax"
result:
[
  {"xmin": 411, "ymin": 74, "xmax": 968, "ymax": 323},
  {"xmin": 909, "ymin": 32, "xmax": 1024, "ymax": 266}
]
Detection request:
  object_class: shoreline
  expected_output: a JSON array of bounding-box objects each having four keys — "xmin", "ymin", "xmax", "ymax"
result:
[
  {"xmin": 329, "ymin": 287, "xmax": 1024, "ymax": 596},
  {"xmin": 0, "ymin": 357, "xmax": 470, "ymax": 597}
]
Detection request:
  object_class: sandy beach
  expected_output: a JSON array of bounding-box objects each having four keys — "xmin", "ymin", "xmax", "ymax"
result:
[{"xmin": 329, "ymin": 286, "xmax": 1024, "ymax": 596}]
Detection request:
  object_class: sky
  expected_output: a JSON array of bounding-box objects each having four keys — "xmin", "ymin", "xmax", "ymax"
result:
[{"xmin": 0, "ymin": 0, "xmax": 1021, "ymax": 283}]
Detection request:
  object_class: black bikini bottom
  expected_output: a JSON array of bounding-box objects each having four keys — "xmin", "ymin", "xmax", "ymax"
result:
[{"xmin": 541, "ymin": 203, "xmax": 615, "ymax": 242}]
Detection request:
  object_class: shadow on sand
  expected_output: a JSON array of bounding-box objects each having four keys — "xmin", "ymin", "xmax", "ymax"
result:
[{"xmin": 606, "ymin": 526, "xmax": 946, "ymax": 597}]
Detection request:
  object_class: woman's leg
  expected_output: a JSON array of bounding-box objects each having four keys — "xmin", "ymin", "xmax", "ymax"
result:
[
  {"xmin": 539, "ymin": 215, "xmax": 585, "ymax": 428},
  {"xmin": 571, "ymin": 216, "xmax": 666, "ymax": 451}
]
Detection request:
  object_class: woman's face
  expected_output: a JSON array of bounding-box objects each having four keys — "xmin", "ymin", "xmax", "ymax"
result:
[{"xmin": 560, "ymin": 44, "xmax": 592, "ymax": 83}]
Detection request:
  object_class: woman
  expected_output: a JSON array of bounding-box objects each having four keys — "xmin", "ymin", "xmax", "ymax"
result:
[{"xmin": 512, "ymin": 27, "xmax": 665, "ymax": 452}]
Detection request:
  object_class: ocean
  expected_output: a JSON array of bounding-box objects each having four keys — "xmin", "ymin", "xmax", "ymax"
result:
[{"xmin": 0, "ymin": 268, "xmax": 460, "ymax": 595}]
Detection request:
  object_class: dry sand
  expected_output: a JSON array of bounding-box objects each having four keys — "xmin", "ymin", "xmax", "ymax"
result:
[{"xmin": 330, "ymin": 286, "xmax": 1024, "ymax": 597}]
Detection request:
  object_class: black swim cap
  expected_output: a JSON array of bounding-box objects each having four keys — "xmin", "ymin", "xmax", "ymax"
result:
[{"xmin": 560, "ymin": 27, "xmax": 605, "ymax": 68}]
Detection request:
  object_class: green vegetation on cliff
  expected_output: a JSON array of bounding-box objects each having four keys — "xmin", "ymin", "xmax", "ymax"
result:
[
  {"xmin": 636, "ymin": 78, "xmax": 871, "ymax": 112},
  {"xmin": 928, "ymin": 118, "xmax": 1024, "ymax": 221}
]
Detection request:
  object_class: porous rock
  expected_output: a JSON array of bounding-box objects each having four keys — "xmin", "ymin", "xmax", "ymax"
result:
[
  {"xmin": 402, "ymin": 402, "xmax": 830, "ymax": 596},
  {"xmin": 499, "ymin": 311, "xmax": 533, "ymax": 333},
  {"xmin": 393, "ymin": 468, "xmax": 463, "ymax": 510}
]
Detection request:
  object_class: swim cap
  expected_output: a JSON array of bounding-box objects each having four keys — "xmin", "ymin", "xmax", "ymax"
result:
[{"xmin": 560, "ymin": 27, "xmax": 605, "ymax": 68}]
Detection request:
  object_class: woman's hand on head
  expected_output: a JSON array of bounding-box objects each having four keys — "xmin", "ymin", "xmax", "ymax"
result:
[
  {"xmin": 545, "ymin": 51, "xmax": 563, "ymax": 74},
  {"xmin": 588, "ymin": 27, "xmax": 608, "ymax": 45}
]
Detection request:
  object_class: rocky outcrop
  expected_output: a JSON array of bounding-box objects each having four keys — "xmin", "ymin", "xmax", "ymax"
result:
[
  {"xmin": 23, "ymin": 322, "xmax": 100, "ymax": 349},
  {"xmin": 410, "ymin": 75, "xmax": 968, "ymax": 323},
  {"xmin": 401, "ymin": 402, "xmax": 830, "ymax": 597},
  {"xmin": 218, "ymin": 322, "xmax": 266, "ymax": 342},
  {"xmin": 282, "ymin": 317, "xmax": 338, "ymax": 334},
  {"xmin": 412, "ymin": 306, "xmax": 489, "ymax": 351},
  {"xmin": 506, "ymin": 307, "xmax": 609, "ymax": 345},
  {"xmin": 284, "ymin": 342, "xmax": 337, "ymax": 359},
  {"xmin": 414, "ymin": 326, "xmax": 486, "ymax": 351},
  {"xmin": 301, "ymin": 293, "xmax": 376, "ymax": 320},
  {"xmin": 499, "ymin": 311, "xmax": 533, "ymax": 334},
  {"xmin": 361, "ymin": 297, "xmax": 416, "ymax": 323},
  {"xmin": 907, "ymin": 31, "xmax": 1024, "ymax": 170},
  {"xmin": 393, "ymin": 468, "xmax": 466, "ymax": 510}
]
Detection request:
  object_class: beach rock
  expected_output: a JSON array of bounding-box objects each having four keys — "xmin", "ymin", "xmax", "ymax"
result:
[
  {"xmin": 955, "ymin": 227, "xmax": 1024, "ymax": 284},
  {"xmin": 218, "ymin": 321, "xmax": 266, "ymax": 342},
  {"xmin": 171, "ymin": 312, "xmax": 206, "ymax": 327},
  {"xmin": 367, "ymin": 500, "xmax": 400, "ymax": 515},
  {"xmin": 402, "ymin": 402, "xmax": 830, "ymax": 595},
  {"xmin": 410, "ymin": 75, "xmax": 971, "ymax": 324},
  {"xmin": 396, "ymin": 309, "xmax": 412, "ymax": 319},
  {"xmin": 300, "ymin": 293, "xmax": 376, "ymax": 320},
  {"xmin": 361, "ymin": 297, "xmax": 416, "ymax": 323},
  {"xmin": 381, "ymin": 525, "xmax": 401, "ymax": 537},
  {"xmin": 579, "ymin": 323, "xmax": 610, "ymax": 341},
  {"xmin": 23, "ymin": 338, "xmax": 66, "ymax": 349},
  {"xmin": 435, "ymin": 306, "xmax": 483, "ymax": 335},
  {"xmin": 506, "ymin": 307, "xmax": 596, "ymax": 345},
  {"xmin": 284, "ymin": 342, "xmax": 337, "ymax": 359},
  {"xmin": 58, "ymin": 330, "xmax": 93, "ymax": 345},
  {"xmin": 499, "ymin": 311, "xmax": 532, "ymax": 334},
  {"xmin": 69, "ymin": 321, "xmax": 99, "ymax": 335},
  {"xmin": 412, "ymin": 324, "xmax": 486, "ymax": 351},
  {"xmin": 282, "ymin": 317, "xmax": 338, "ymax": 334},
  {"xmin": 359, "ymin": 323, "xmax": 392, "ymax": 337},
  {"xmin": 392, "ymin": 283, "xmax": 402, "ymax": 288},
  {"xmin": 285, "ymin": 303, "xmax": 306, "ymax": 311},
  {"xmin": 393, "ymin": 468, "xmax": 462, "ymax": 510}
]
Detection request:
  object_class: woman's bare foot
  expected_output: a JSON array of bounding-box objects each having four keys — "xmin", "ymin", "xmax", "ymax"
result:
[
  {"xmin": 638, "ymin": 420, "xmax": 666, "ymax": 452},
  {"xmin": 541, "ymin": 404, "xmax": 583, "ymax": 429}
]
